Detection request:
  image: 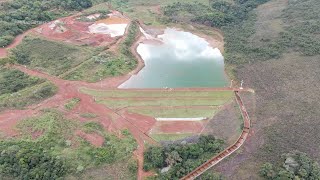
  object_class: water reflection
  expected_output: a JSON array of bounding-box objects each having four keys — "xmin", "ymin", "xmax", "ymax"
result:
[{"xmin": 119, "ymin": 28, "xmax": 228, "ymax": 88}]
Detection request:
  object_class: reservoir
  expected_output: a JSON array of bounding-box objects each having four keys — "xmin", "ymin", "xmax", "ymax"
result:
[{"xmin": 119, "ymin": 28, "xmax": 229, "ymax": 88}]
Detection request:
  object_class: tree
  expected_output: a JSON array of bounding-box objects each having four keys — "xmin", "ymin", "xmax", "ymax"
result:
[
  {"xmin": 165, "ymin": 151, "xmax": 182, "ymax": 166},
  {"xmin": 260, "ymin": 151, "xmax": 320, "ymax": 180},
  {"xmin": 260, "ymin": 163, "xmax": 276, "ymax": 179}
]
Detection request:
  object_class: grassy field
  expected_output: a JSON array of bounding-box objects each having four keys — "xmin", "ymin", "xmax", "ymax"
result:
[
  {"xmin": 64, "ymin": 98, "xmax": 81, "ymax": 110},
  {"xmin": 81, "ymin": 88, "xmax": 234, "ymax": 98},
  {"xmin": 150, "ymin": 133, "xmax": 194, "ymax": 142},
  {"xmin": 127, "ymin": 106, "xmax": 219, "ymax": 118},
  {"xmin": 11, "ymin": 36, "xmax": 97, "ymax": 76},
  {"xmin": 0, "ymin": 67, "xmax": 57, "ymax": 111},
  {"xmin": 99, "ymin": 98, "xmax": 229, "ymax": 109},
  {"xmin": 81, "ymin": 88, "xmax": 234, "ymax": 109},
  {"xmin": 63, "ymin": 22, "xmax": 139, "ymax": 82},
  {"xmin": 6, "ymin": 109, "xmax": 138, "ymax": 179}
]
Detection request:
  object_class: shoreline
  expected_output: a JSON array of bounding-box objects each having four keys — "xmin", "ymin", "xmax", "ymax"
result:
[
  {"xmin": 115, "ymin": 25, "xmax": 146, "ymax": 88},
  {"xmin": 117, "ymin": 25, "xmax": 230, "ymax": 88}
]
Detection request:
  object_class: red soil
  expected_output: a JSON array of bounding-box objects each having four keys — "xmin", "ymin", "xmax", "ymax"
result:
[
  {"xmin": 76, "ymin": 130, "xmax": 104, "ymax": 147},
  {"xmin": 118, "ymin": 111, "xmax": 157, "ymax": 133},
  {"xmin": 32, "ymin": 15, "xmax": 115, "ymax": 46},
  {"xmin": 0, "ymin": 48, "xmax": 7, "ymax": 57}
]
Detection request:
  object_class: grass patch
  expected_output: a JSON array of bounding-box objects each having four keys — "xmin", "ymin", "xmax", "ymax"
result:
[
  {"xmin": 0, "ymin": 55, "xmax": 56, "ymax": 113},
  {"xmin": 150, "ymin": 133, "xmax": 193, "ymax": 142},
  {"xmin": 98, "ymin": 98, "xmax": 228, "ymax": 109},
  {"xmin": 128, "ymin": 106, "xmax": 219, "ymax": 118},
  {"xmin": 80, "ymin": 88, "xmax": 234, "ymax": 98},
  {"xmin": 67, "ymin": 158, "xmax": 138, "ymax": 180},
  {"xmin": 17, "ymin": 109, "xmax": 78, "ymax": 142},
  {"xmin": 80, "ymin": 113, "xmax": 98, "ymax": 119},
  {"xmin": 11, "ymin": 36, "xmax": 96, "ymax": 76},
  {"xmin": 64, "ymin": 98, "xmax": 81, "ymax": 110},
  {"xmin": 0, "ymin": 81, "xmax": 57, "ymax": 111},
  {"xmin": 81, "ymin": 88, "xmax": 234, "ymax": 109},
  {"xmin": 83, "ymin": 121, "xmax": 104, "ymax": 133},
  {"xmin": 0, "ymin": 67, "xmax": 44, "ymax": 95}
]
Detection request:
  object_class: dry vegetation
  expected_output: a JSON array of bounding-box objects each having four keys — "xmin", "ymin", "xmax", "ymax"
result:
[
  {"xmin": 208, "ymin": 0, "xmax": 320, "ymax": 179},
  {"xmin": 201, "ymin": 101, "xmax": 243, "ymax": 146}
]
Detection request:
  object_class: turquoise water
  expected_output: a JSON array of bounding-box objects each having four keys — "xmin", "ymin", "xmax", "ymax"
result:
[{"xmin": 119, "ymin": 28, "xmax": 229, "ymax": 88}]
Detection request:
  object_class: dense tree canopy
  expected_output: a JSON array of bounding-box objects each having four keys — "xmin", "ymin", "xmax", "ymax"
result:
[
  {"xmin": 163, "ymin": 0, "xmax": 270, "ymax": 28},
  {"xmin": 260, "ymin": 151, "xmax": 320, "ymax": 180},
  {"xmin": 0, "ymin": 141, "xmax": 68, "ymax": 180},
  {"xmin": 144, "ymin": 135, "xmax": 224, "ymax": 179}
]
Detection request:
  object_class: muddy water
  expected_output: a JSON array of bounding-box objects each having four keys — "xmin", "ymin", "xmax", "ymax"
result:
[{"xmin": 119, "ymin": 28, "xmax": 229, "ymax": 88}]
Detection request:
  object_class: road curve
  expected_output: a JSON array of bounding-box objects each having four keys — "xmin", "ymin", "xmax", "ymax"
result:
[{"xmin": 180, "ymin": 91, "xmax": 251, "ymax": 180}]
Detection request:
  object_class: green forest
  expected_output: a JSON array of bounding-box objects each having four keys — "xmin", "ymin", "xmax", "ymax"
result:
[
  {"xmin": 259, "ymin": 151, "xmax": 320, "ymax": 179},
  {"xmin": 144, "ymin": 135, "xmax": 224, "ymax": 179},
  {"xmin": 0, "ymin": 0, "xmax": 93, "ymax": 47}
]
